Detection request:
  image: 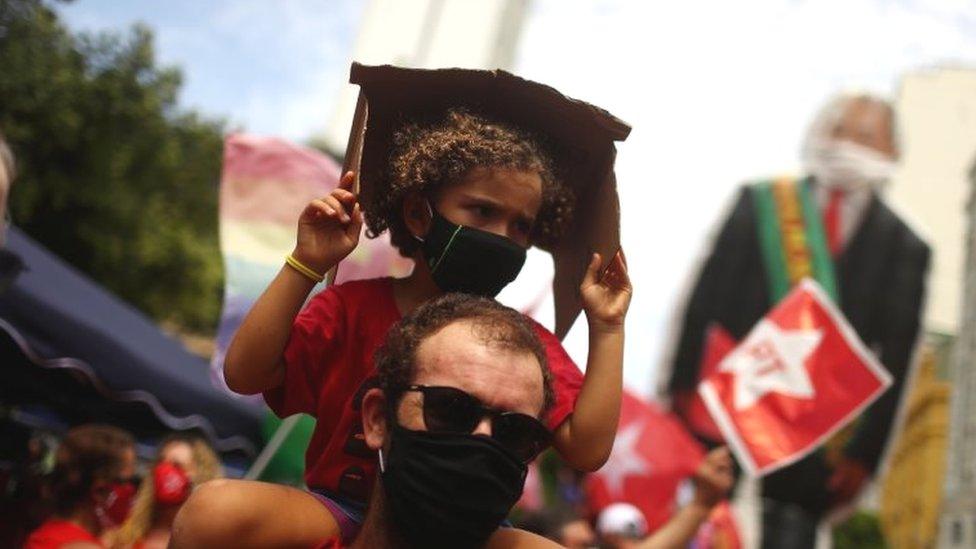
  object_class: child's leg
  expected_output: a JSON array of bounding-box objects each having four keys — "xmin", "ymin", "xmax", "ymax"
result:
[
  {"xmin": 170, "ymin": 479, "xmax": 341, "ymax": 548},
  {"xmin": 486, "ymin": 527, "xmax": 564, "ymax": 548}
]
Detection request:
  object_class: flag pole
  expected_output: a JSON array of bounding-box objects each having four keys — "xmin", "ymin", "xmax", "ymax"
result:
[{"xmin": 244, "ymin": 415, "xmax": 301, "ymax": 480}]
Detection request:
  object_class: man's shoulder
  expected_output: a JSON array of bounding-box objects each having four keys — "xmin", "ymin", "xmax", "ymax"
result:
[
  {"xmin": 709, "ymin": 181, "xmax": 763, "ymax": 234},
  {"xmin": 872, "ymin": 198, "xmax": 932, "ymax": 259}
]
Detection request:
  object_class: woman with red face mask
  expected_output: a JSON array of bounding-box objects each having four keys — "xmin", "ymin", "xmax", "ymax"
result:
[
  {"xmin": 26, "ymin": 424, "xmax": 137, "ymax": 549},
  {"xmin": 107, "ymin": 434, "xmax": 222, "ymax": 549}
]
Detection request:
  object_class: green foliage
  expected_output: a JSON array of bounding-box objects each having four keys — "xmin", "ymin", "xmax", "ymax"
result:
[
  {"xmin": 0, "ymin": 0, "xmax": 225, "ymax": 332},
  {"xmin": 834, "ymin": 510, "xmax": 887, "ymax": 549}
]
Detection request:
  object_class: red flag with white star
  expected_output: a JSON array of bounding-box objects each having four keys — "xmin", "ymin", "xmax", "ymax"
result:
[
  {"xmin": 698, "ymin": 279, "xmax": 892, "ymax": 476},
  {"xmin": 585, "ymin": 390, "xmax": 705, "ymax": 531}
]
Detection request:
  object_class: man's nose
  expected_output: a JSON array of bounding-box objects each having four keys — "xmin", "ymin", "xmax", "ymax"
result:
[{"xmin": 472, "ymin": 417, "xmax": 493, "ymax": 437}]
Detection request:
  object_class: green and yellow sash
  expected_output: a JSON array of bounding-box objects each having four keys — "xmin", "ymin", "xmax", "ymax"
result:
[
  {"xmin": 753, "ymin": 177, "xmax": 853, "ymax": 464},
  {"xmin": 752, "ymin": 176, "xmax": 838, "ymax": 302}
]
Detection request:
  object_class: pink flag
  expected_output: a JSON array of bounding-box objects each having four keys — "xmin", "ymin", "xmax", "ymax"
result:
[
  {"xmin": 213, "ymin": 134, "xmax": 412, "ymax": 392},
  {"xmin": 698, "ymin": 279, "xmax": 892, "ymax": 476}
]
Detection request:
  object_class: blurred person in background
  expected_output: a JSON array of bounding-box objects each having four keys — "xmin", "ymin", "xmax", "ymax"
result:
[
  {"xmin": 665, "ymin": 93, "xmax": 929, "ymax": 548},
  {"xmin": 107, "ymin": 434, "xmax": 222, "ymax": 549},
  {"xmin": 0, "ymin": 128, "xmax": 24, "ymax": 293},
  {"xmin": 0, "ymin": 128, "xmax": 14, "ymax": 244},
  {"xmin": 519, "ymin": 507, "xmax": 598, "ymax": 548},
  {"xmin": 558, "ymin": 518, "xmax": 598, "ymax": 549},
  {"xmin": 597, "ymin": 447, "xmax": 734, "ymax": 549},
  {"xmin": 25, "ymin": 424, "xmax": 137, "ymax": 549},
  {"xmin": 0, "ymin": 432, "xmax": 59, "ymax": 547},
  {"xmin": 597, "ymin": 503, "xmax": 647, "ymax": 548}
]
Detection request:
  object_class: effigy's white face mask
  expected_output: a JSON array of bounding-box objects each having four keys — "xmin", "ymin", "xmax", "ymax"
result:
[{"xmin": 804, "ymin": 139, "xmax": 895, "ymax": 192}]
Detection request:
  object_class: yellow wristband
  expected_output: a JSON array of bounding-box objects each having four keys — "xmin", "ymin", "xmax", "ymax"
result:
[{"xmin": 285, "ymin": 254, "xmax": 325, "ymax": 283}]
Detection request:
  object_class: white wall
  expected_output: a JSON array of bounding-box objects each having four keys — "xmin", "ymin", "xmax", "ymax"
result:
[
  {"xmin": 323, "ymin": 0, "xmax": 529, "ymax": 151},
  {"xmin": 888, "ymin": 69, "xmax": 976, "ymax": 335},
  {"xmin": 514, "ymin": 1, "xmax": 976, "ymax": 397}
]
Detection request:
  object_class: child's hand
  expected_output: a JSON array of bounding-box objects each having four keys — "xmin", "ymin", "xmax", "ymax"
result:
[
  {"xmin": 693, "ymin": 446, "xmax": 734, "ymax": 509},
  {"xmin": 292, "ymin": 171, "xmax": 364, "ymax": 274},
  {"xmin": 580, "ymin": 249, "xmax": 632, "ymax": 333}
]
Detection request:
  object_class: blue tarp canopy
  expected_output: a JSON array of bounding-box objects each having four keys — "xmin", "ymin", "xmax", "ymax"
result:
[{"xmin": 0, "ymin": 227, "xmax": 262, "ymax": 458}]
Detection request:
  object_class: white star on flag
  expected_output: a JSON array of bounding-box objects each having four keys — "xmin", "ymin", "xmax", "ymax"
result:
[
  {"xmin": 599, "ymin": 421, "xmax": 652, "ymax": 496},
  {"xmin": 719, "ymin": 319, "xmax": 822, "ymax": 410}
]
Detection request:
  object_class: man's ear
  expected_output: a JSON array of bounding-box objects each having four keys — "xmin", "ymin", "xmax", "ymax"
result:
[
  {"xmin": 402, "ymin": 192, "xmax": 432, "ymax": 240},
  {"xmin": 362, "ymin": 388, "xmax": 389, "ymax": 451}
]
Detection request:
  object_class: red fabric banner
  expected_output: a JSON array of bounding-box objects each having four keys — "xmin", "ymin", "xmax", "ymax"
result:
[
  {"xmin": 698, "ymin": 279, "xmax": 892, "ymax": 475},
  {"xmin": 586, "ymin": 390, "xmax": 705, "ymax": 531}
]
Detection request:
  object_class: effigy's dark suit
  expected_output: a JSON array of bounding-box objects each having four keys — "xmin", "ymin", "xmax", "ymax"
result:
[{"xmin": 667, "ymin": 184, "xmax": 930, "ymax": 547}]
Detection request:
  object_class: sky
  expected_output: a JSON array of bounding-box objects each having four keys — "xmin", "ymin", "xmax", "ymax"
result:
[
  {"xmin": 57, "ymin": 0, "xmax": 976, "ymax": 398},
  {"xmin": 58, "ymin": 0, "xmax": 366, "ymax": 139}
]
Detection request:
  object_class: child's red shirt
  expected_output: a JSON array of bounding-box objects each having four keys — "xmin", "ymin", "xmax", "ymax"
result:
[{"xmin": 263, "ymin": 277, "xmax": 583, "ymax": 501}]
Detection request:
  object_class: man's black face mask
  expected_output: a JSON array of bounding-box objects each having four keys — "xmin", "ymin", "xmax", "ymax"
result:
[{"xmin": 379, "ymin": 422, "xmax": 527, "ymax": 548}]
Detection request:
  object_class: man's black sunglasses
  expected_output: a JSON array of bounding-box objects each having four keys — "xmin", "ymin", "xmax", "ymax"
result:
[{"xmin": 404, "ymin": 385, "xmax": 552, "ymax": 463}]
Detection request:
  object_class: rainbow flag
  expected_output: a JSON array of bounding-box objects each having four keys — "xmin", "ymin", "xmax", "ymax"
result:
[{"xmin": 213, "ymin": 134, "xmax": 411, "ymax": 482}]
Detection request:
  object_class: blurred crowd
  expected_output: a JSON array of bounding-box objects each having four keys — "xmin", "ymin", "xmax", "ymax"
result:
[
  {"xmin": 519, "ymin": 447, "xmax": 734, "ymax": 549},
  {"xmin": 2, "ymin": 423, "xmax": 220, "ymax": 549},
  {"xmin": 0, "ymin": 43, "xmax": 940, "ymax": 546}
]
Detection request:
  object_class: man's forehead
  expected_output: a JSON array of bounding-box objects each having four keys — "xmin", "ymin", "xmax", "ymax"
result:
[
  {"xmin": 417, "ymin": 319, "xmax": 491, "ymax": 353},
  {"xmin": 414, "ymin": 320, "xmax": 543, "ymax": 414},
  {"xmin": 416, "ymin": 321, "xmax": 523, "ymax": 373}
]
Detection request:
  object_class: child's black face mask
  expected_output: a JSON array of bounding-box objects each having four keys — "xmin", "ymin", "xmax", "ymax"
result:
[{"xmin": 419, "ymin": 205, "xmax": 526, "ymax": 298}]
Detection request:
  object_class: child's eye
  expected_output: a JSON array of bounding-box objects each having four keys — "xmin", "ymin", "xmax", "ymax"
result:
[{"xmin": 472, "ymin": 204, "xmax": 494, "ymax": 218}]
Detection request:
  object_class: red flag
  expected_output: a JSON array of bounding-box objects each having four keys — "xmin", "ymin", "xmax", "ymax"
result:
[
  {"xmin": 673, "ymin": 324, "xmax": 737, "ymax": 442},
  {"xmin": 585, "ymin": 390, "xmax": 705, "ymax": 531},
  {"xmin": 698, "ymin": 279, "xmax": 892, "ymax": 476}
]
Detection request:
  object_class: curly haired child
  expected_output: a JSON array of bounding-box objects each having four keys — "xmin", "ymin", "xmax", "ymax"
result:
[{"xmin": 173, "ymin": 107, "xmax": 631, "ymax": 549}]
